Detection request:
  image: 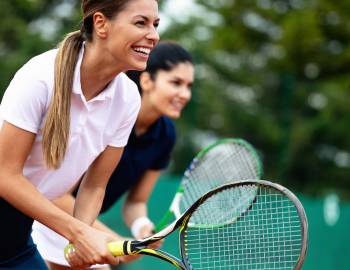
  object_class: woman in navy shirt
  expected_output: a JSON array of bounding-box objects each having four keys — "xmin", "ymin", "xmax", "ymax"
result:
[{"xmin": 32, "ymin": 41, "xmax": 195, "ymax": 270}]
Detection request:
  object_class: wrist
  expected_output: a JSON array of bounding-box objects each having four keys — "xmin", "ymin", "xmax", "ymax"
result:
[
  {"xmin": 130, "ymin": 216, "xmax": 154, "ymax": 239},
  {"xmin": 65, "ymin": 219, "xmax": 87, "ymax": 243}
]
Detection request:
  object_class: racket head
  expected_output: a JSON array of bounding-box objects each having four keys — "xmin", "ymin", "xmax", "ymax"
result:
[
  {"xmin": 178, "ymin": 138, "xmax": 263, "ymax": 217},
  {"xmin": 155, "ymin": 138, "xmax": 262, "ymax": 232},
  {"xmin": 194, "ymin": 138, "xmax": 262, "ymax": 175},
  {"xmin": 179, "ymin": 180, "xmax": 308, "ymax": 270}
]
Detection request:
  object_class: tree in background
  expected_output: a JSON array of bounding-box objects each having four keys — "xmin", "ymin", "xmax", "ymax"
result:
[
  {"xmin": 1, "ymin": 0, "xmax": 349, "ymax": 197},
  {"xmin": 161, "ymin": 0, "xmax": 350, "ymax": 197},
  {"xmin": 0, "ymin": 0, "xmax": 77, "ymax": 92}
]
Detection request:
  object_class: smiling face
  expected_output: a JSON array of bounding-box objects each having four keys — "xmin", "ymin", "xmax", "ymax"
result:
[
  {"xmin": 143, "ymin": 62, "xmax": 195, "ymax": 119},
  {"xmin": 100, "ymin": 0, "xmax": 160, "ymax": 71}
]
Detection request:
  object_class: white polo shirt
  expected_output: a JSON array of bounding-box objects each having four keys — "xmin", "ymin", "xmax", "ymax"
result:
[{"xmin": 0, "ymin": 46, "xmax": 140, "ymax": 199}]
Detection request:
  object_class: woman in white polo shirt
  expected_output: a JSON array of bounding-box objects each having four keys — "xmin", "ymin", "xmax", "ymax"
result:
[
  {"xmin": 31, "ymin": 41, "xmax": 195, "ymax": 270},
  {"xmin": 0, "ymin": 0, "xmax": 159, "ymax": 269}
]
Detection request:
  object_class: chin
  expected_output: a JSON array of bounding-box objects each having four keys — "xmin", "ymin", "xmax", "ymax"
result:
[
  {"xmin": 167, "ymin": 112, "xmax": 181, "ymax": 120},
  {"xmin": 129, "ymin": 61, "xmax": 147, "ymax": 71}
]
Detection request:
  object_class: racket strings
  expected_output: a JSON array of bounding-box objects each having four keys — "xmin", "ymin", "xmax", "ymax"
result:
[
  {"xmin": 180, "ymin": 143, "xmax": 260, "ymax": 215},
  {"xmin": 188, "ymin": 185, "xmax": 258, "ymax": 225},
  {"xmin": 183, "ymin": 185, "xmax": 303, "ymax": 270}
]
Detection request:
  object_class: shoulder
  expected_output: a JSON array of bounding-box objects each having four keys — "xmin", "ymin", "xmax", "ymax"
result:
[
  {"xmin": 19, "ymin": 49, "xmax": 57, "ymax": 79},
  {"xmin": 0, "ymin": 49, "xmax": 58, "ymax": 132},
  {"xmin": 158, "ymin": 117, "xmax": 176, "ymax": 145},
  {"xmin": 148, "ymin": 117, "xmax": 176, "ymax": 169},
  {"xmin": 13, "ymin": 49, "xmax": 57, "ymax": 96},
  {"xmin": 105, "ymin": 73, "xmax": 141, "ymax": 141},
  {"xmin": 160, "ymin": 117, "xmax": 176, "ymax": 133},
  {"xmin": 4, "ymin": 49, "xmax": 58, "ymax": 104},
  {"xmin": 114, "ymin": 72, "xmax": 140, "ymax": 104}
]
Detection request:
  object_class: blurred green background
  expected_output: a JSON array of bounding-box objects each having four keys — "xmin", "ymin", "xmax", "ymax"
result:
[{"xmin": 1, "ymin": 0, "xmax": 349, "ymax": 268}]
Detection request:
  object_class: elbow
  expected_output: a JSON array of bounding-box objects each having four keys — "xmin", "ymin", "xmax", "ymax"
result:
[{"xmin": 0, "ymin": 170, "xmax": 20, "ymax": 197}]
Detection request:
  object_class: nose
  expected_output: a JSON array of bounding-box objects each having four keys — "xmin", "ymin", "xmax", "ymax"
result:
[
  {"xmin": 179, "ymin": 87, "xmax": 192, "ymax": 102},
  {"xmin": 146, "ymin": 26, "xmax": 160, "ymax": 45}
]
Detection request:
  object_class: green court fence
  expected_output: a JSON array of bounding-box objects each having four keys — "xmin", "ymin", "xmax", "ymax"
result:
[{"xmin": 99, "ymin": 175, "xmax": 350, "ymax": 269}]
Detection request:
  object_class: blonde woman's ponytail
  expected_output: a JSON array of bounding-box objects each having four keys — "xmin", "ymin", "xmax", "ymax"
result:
[{"xmin": 42, "ymin": 31, "xmax": 83, "ymax": 169}]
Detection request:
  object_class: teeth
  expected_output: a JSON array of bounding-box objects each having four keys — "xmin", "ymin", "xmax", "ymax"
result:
[
  {"xmin": 171, "ymin": 101, "xmax": 183, "ymax": 110},
  {"xmin": 133, "ymin": 47, "xmax": 151, "ymax": 55}
]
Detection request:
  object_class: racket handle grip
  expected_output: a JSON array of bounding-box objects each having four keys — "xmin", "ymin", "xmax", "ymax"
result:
[
  {"xmin": 64, "ymin": 241, "xmax": 129, "ymax": 259},
  {"xmin": 108, "ymin": 241, "xmax": 128, "ymax": 256}
]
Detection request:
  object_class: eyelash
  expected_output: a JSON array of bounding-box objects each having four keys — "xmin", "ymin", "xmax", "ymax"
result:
[
  {"xmin": 135, "ymin": 21, "xmax": 159, "ymax": 28},
  {"xmin": 136, "ymin": 21, "xmax": 146, "ymax": 26},
  {"xmin": 172, "ymin": 81, "xmax": 193, "ymax": 91}
]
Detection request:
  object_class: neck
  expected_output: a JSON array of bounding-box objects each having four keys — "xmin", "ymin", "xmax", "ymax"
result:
[{"xmin": 80, "ymin": 42, "xmax": 124, "ymax": 101}]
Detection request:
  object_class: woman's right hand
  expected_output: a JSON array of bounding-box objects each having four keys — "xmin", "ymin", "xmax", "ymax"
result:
[
  {"xmin": 65, "ymin": 225, "xmax": 120, "ymax": 268},
  {"xmin": 137, "ymin": 223, "xmax": 163, "ymax": 250}
]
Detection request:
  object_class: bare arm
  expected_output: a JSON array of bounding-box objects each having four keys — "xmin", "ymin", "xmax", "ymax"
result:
[
  {"xmin": 52, "ymin": 163, "xmax": 157, "ymax": 234},
  {"xmin": 73, "ymin": 146, "xmax": 123, "ymax": 225},
  {"xmin": 123, "ymin": 170, "xmax": 160, "ymax": 238},
  {"xmin": 0, "ymin": 122, "xmax": 118, "ymax": 267},
  {"xmin": 53, "ymin": 193, "xmax": 121, "ymax": 237},
  {"xmin": 0, "ymin": 122, "xmax": 80, "ymax": 241},
  {"xmin": 53, "ymin": 181, "xmax": 144, "ymax": 264}
]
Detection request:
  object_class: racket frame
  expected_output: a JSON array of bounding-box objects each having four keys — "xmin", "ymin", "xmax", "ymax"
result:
[
  {"xmin": 109, "ymin": 180, "xmax": 308, "ymax": 270},
  {"xmin": 155, "ymin": 138, "xmax": 263, "ymax": 231},
  {"xmin": 179, "ymin": 180, "xmax": 308, "ymax": 270}
]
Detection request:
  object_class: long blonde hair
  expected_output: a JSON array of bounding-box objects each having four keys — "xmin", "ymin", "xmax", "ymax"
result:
[
  {"xmin": 42, "ymin": 0, "xmax": 137, "ymax": 169},
  {"xmin": 42, "ymin": 31, "xmax": 83, "ymax": 169}
]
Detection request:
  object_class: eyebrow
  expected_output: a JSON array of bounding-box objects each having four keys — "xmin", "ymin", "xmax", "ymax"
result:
[
  {"xmin": 172, "ymin": 76, "xmax": 194, "ymax": 84},
  {"xmin": 134, "ymin": 15, "xmax": 160, "ymax": 23}
]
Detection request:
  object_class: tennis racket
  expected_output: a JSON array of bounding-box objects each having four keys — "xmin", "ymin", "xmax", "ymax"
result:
[
  {"xmin": 65, "ymin": 179, "xmax": 308, "ymax": 270},
  {"xmin": 155, "ymin": 138, "xmax": 263, "ymax": 231}
]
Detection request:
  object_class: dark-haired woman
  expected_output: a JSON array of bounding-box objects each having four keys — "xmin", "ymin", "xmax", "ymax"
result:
[
  {"xmin": 0, "ymin": 0, "xmax": 159, "ymax": 269},
  {"xmin": 32, "ymin": 41, "xmax": 195, "ymax": 270}
]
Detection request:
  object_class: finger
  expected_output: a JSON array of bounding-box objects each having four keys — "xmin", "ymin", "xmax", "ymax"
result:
[
  {"xmin": 119, "ymin": 254, "xmax": 142, "ymax": 264},
  {"xmin": 89, "ymin": 248, "xmax": 119, "ymax": 266},
  {"xmin": 106, "ymin": 252, "xmax": 120, "ymax": 265},
  {"xmin": 103, "ymin": 253, "xmax": 119, "ymax": 266},
  {"xmin": 66, "ymin": 250, "xmax": 87, "ymax": 268},
  {"xmin": 74, "ymin": 247, "xmax": 96, "ymax": 267},
  {"xmin": 149, "ymin": 243, "xmax": 162, "ymax": 250}
]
